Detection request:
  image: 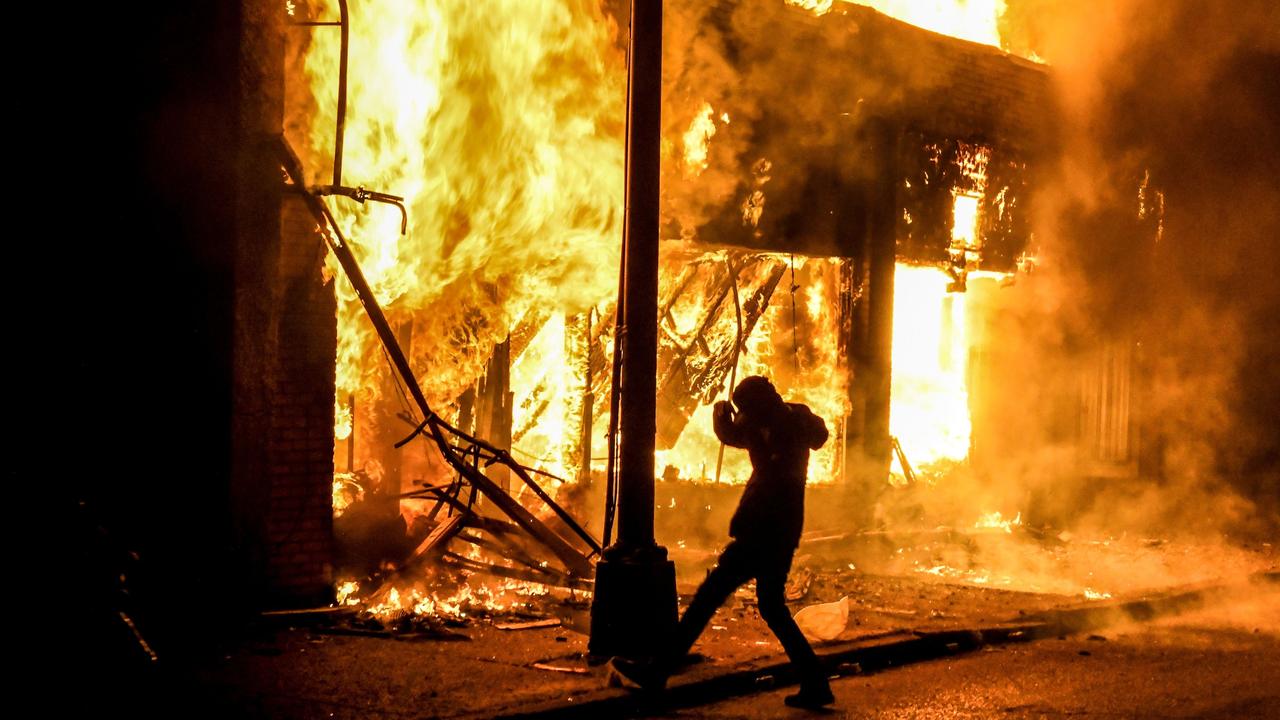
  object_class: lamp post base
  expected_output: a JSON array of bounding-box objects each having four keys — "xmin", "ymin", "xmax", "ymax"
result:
[{"xmin": 588, "ymin": 544, "xmax": 677, "ymax": 659}]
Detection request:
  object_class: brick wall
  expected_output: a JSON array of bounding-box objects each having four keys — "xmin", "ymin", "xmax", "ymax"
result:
[
  {"xmin": 846, "ymin": 3, "xmax": 1055, "ymax": 149},
  {"xmin": 259, "ymin": 198, "xmax": 337, "ymax": 604},
  {"xmin": 233, "ymin": 0, "xmax": 336, "ymax": 608}
]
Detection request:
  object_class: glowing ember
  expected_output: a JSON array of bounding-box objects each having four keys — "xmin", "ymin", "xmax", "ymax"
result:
[
  {"xmin": 975, "ymin": 510, "xmax": 1022, "ymax": 533},
  {"xmin": 915, "ymin": 562, "xmax": 1014, "ymax": 588},
  {"xmin": 332, "ymin": 473, "xmax": 364, "ymax": 517},
  {"xmin": 1083, "ymin": 588, "xmax": 1112, "ymax": 601},
  {"xmin": 336, "ymin": 579, "xmax": 361, "ymax": 606},
  {"xmin": 338, "ymin": 576, "xmax": 555, "ymax": 621}
]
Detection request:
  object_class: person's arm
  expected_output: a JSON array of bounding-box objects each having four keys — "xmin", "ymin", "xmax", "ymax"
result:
[
  {"xmin": 794, "ymin": 404, "xmax": 828, "ymax": 450},
  {"xmin": 713, "ymin": 401, "xmax": 752, "ymax": 448}
]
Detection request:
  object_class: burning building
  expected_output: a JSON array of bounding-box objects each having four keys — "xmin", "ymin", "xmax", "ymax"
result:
[
  {"xmin": 227, "ymin": 0, "xmax": 1175, "ymax": 608},
  {"xmin": 253, "ymin": 0, "xmax": 1067, "ymax": 610},
  {"xmin": 72, "ymin": 0, "xmax": 1280, "ymax": 682}
]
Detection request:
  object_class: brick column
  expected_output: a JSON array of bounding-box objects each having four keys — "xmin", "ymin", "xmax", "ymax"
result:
[{"xmin": 233, "ymin": 0, "xmax": 336, "ymax": 608}]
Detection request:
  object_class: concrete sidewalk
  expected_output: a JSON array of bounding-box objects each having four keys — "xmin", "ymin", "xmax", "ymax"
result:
[
  {"xmin": 162, "ymin": 569, "xmax": 1277, "ymax": 719},
  {"xmin": 496, "ymin": 570, "xmax": 1279, "ymax": 719}
]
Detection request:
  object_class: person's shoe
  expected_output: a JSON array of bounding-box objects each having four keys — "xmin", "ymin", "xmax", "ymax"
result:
[
  {"xmin": 607, "ymin": 656, "xmax": 668, "ymax": 691},
  {"xmin": 783, "ymin": 685, "xmax": 835, "ymax": 709}
]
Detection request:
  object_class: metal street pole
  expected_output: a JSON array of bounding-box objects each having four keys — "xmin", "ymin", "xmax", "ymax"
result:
[{"xmin": 588, "ymin": 0, "xmax": 677, "ymax": 659}]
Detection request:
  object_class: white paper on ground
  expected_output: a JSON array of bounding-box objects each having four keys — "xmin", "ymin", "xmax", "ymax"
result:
[{"xmin": 793, "ymin": 595, "xmax": 849, "ymax": 641}]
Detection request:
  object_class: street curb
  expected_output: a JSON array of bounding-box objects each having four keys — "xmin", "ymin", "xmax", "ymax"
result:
[
  {"xmin": 481, "ymin": 570, "xmax": 1279, "ymax": 719},
  {"xmin": 1023, "ymin": 570, "xmax": 1279, "ymax": 637}
]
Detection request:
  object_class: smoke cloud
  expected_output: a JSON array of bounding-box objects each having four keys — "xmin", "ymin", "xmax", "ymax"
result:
[{"xmin": 989, "ymin": 0, "xmax": 1280, "ymax": 538}]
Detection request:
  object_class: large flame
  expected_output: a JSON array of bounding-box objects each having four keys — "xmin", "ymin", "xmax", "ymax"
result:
[
  {"xmin": 302, "ymin": 0, "xmax": 626, "ymax": 422},
  {"xmin": 657, "ymin": 255, "xmax": 850, "ymax": 485},
  {"xmin": 857, "ymin": 0, "xmax": 1006, "ymax": 48},
  {"xmin": 301, "ymin": 1, "xmax": 1006, "ymax": 523},
  {"xmin": 888, "ymin": 142, "xmax": 994, "ymax": 475},
  {"xmin": 788, "ymin": 0, "xmax": 1008, "ymax": 50},
  {"xmin": 890, "ymin": 263, "xmax": 973, "ymax": 469}
]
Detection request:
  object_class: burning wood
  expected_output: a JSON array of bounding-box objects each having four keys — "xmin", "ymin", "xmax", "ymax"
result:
[
  {"xmin": 655, "ymin": 254, "xmax": 788, "ymax": 448},
  {"xmin": 280, "ymin": 138, "xmax": 599, "ymax": 615}
]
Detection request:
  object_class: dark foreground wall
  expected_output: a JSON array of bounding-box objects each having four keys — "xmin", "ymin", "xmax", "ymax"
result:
[
  {"xmin": 55, "ymin": 2, "xmax": 336, "ymax": 699},
  {"xmin": 59, "ymin": 0, "xmax": 244, "ymax": 677}
]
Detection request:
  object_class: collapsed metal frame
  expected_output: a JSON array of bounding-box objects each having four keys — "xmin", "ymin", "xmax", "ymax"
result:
[
  {"xmin": 285, "ymin": 1, "xmax": 596, "ymax": 592},
  {"xmin": 277, "ymin": 136, "xmax": 599, "ymax": 591}
]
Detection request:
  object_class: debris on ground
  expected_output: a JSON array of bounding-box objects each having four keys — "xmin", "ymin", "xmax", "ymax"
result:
[{"xmin": 794, "ymin": 596, "xmax": 850, "ymax": 641}]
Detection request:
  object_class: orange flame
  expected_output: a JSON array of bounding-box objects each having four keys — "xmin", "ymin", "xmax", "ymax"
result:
[
  {"xmin": 337, "ymin": 577, "xmax": 554, "ymax": 621},
  {"xmin": 890, "ymin": 264, "xmax": 973, "ymax": 469},
  {"xmin": 299, "ymin": 2, "xmax": 1013, "ymax": 519},
  {"xmin": 301, "ymin": 0, "xmax": 627, "ymax": 424},
  {"xmin": 681, "ymin": 102, "xmax": 723, "ymax": 178},
  {"xmin": 974, "ymin": 510, "xmax": 1022, "ymax": 533},
  {"xmin": 788, "ymin": 0, "xmax": 1009, "ymax": 51}
]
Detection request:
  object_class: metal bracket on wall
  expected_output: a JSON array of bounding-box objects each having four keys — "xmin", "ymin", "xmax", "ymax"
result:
[
  {"xmin": 290, "ymin": 1, "xmax": 409, "ymax": 234},
  {"xmin": 314, "ymin": 185, "xmax": 408, "ymax": 235}
]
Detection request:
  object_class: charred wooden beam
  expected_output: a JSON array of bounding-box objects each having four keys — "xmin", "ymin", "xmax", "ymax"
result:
[
  {"xmin": 509, "ymin": 310, "xmax": 550, "ymax": 361},
  {"xmin": 441, "ymin": 552, "xmax": 593, "ymax": 591},
  {"xmin": 455, "ymin": 530, "xmax": 557, "ymax": 577},
  {"xmin": 578, "ymin": 311, "xmax": 595, "ymax": 484},
  {"xmin": 655, "ymin": 258, "xmax": 787, "ymax": 450},
  {"xmin": 687, "ymin": 261, "xmax": 787, "ymax": 403},
  {"xmin": 480, "ymin": 338, "xmax": 513, "ymax": 492},
  {"xmin": 406, "ymin": 514, "xmax": 467, "ymax": 568},
  {"xmin": 512, "ymin": 376, "xmax": 554, "ymax": 446}
]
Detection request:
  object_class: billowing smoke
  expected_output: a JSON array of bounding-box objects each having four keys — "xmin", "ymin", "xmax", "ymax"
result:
[
  {"xmin": 982, "ymin": 0, "xmax": 1280, "ymax": 539},
  {"xmin": 651, "ymin": 1, "xmax": 1280, "ymax": 543}
]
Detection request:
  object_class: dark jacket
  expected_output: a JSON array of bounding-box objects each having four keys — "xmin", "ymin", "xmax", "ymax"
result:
[{"xmin": 714, "ymin": 401, "xmax": 828, "ymax": 550}]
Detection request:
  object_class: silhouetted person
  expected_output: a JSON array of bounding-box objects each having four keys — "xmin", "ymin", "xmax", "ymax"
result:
[{"xmin": 610, "ymin": 375, "xmax": 834, "ymax": 709}]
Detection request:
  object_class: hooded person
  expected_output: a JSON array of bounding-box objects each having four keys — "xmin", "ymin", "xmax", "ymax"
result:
[{"xmin": 609, "ymin": 375, "xmax": 834, "ymax": 709}]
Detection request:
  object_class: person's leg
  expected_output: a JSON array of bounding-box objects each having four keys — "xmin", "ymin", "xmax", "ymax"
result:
[
  {"xmin": 667, "ymin": 541, "xmax": 753, "ymax": 664},
  {"xmin": 754, "ymin": 551, "xmax": 832, "ymax": 704},
  {"xmin": 609, "ymin": 541, "xmax": 753, "ymax": 691}
]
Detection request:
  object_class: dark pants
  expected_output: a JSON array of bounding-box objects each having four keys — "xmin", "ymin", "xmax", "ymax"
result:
[{"xmin": 666, "ymin": 540, "xmax": 828, "ymax": 693}]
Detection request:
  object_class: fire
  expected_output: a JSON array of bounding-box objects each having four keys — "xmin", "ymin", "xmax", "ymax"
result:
[
  {"xmin": 787, "ymin": 0, "xmax": 1009, "ymax": 51},
  {"xmin": 681, "ymin": 102, "xmax": 723, "ymax": 178},
  {"xmin": 332, "ymin": 472, "xmax": 364, "ymax": 517},
  {"xmin": 889, "ymin": 140, "xmax": 994, "ymax": 475},
  {"xmin": 336, "ymin": 579, "xmax": 361, "ymax": 605},
  {"xmin": 951, "ymin": 192, "xmax": 981, "ymax": 249},
  {"xmin": 301, "ymin": 2, "xmax": 1011, "ymax": 564},
  {"xmin": 656, "ymin": 255, "xmax": 851, "ymax": 484},
  {"xmin": 336, "ymin": 576, "xmax": 554, "ymax": 621},
  {"xmin": 785, "ymin": 0, "xmax": 835, "ymax": 16},
  {"xmin": 974, "ymin": 510, "xmax": 1022, "ymax": 533},
  {"xmin": 300, "ymin": 0, "xmax": 627, "ymax": 434},
  {"xmin": 890, "ymin": 263, "xmax": 973, "ymax": 470},
  {"xmin": 509, "ymin": 314, "xmax": 574, "ymax": 481},
  {"xmin": 857, "ymin": 0, "xmax": 1006, "ymax": 48}
]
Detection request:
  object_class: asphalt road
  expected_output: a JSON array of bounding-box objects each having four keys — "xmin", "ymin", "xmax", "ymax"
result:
[{"xmin": 667, "ymin": 613, "xmax": 1280, "ymax": 719}]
